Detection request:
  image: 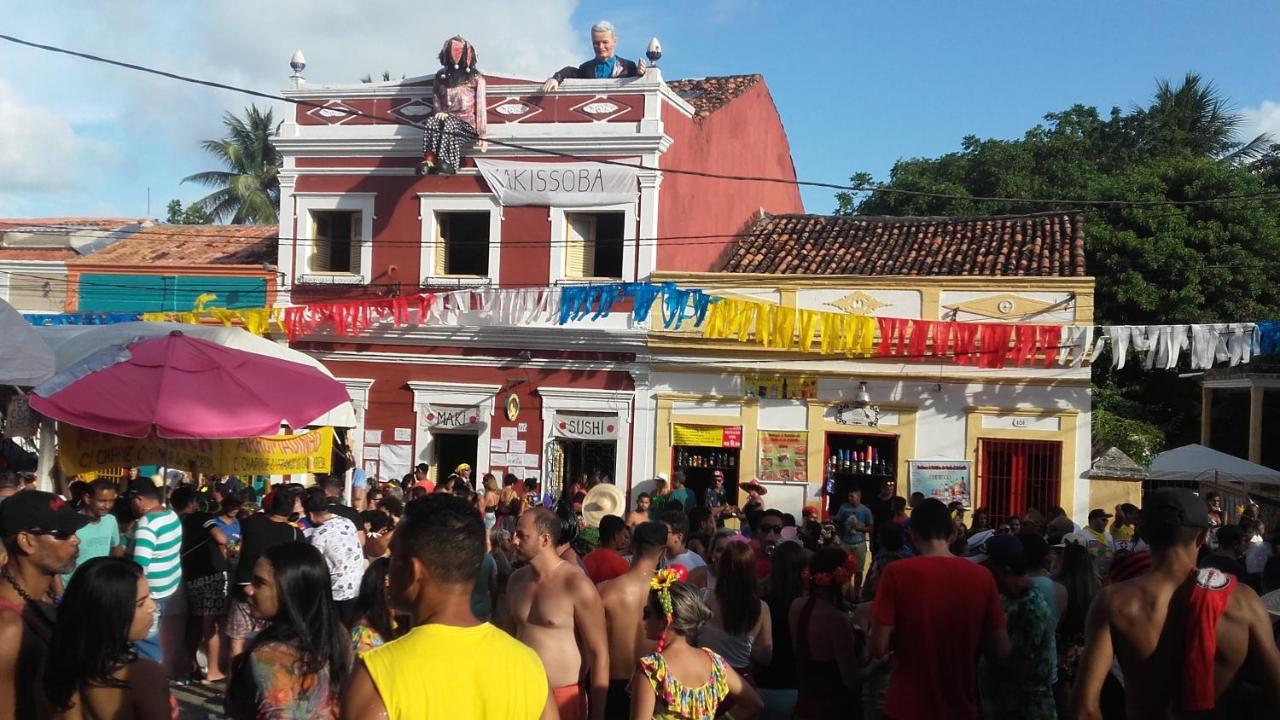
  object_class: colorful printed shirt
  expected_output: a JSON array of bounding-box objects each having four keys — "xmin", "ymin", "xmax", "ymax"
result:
[
  {"xmin": 132, "ymin": 508, "xmax": 183, "ymax": 599},
  {"xmin": 351, "ymin": 625, "xmax": 386, "ymax": 656},
  {"xmin": 1082, "ymin": 528, "xmax": 1116, "ymax": 577},
  {"xmin": 639, "ymin": 649, "xmax": 730, "ymax": 720},
  {"xmin": 245, "ymin": 642, "xmax": 338, "ymax": 719},
  {"xmin": 979, "ymin": 589, "xmax": 1057, "ymax": 720}
]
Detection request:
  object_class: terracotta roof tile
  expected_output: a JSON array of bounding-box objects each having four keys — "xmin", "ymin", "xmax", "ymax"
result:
[
  {"xmin": 722, "ymin": 212, "xmax": 1087, "ymax": 277},
  {"xmin": 0, "ymin": 248, "xmax": 78, "ymax": 261},
  {"xmin": 69, "ymin": 225, "xmax": 277, "ymax": 266},
  {"xmin": 666, "ymin": 75, "xmax": 761, "ymax": 117},
  {"xmin": 0, "ymin": 217, "xmax": 147, "ymax": 231}
]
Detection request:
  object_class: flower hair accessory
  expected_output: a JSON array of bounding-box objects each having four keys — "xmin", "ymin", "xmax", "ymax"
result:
[
  {"xmin": 650, "ymin": 564, "xmax": 688, "ymax": 650},
  {"xmin": 801, "ymin": 553, "xmax": 859, "ymax": 588}
]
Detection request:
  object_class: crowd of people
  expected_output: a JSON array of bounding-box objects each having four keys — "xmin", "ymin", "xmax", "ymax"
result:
[{"xmin": 2, "ymin": 459, "xmax": 1280, "ymax": 719}]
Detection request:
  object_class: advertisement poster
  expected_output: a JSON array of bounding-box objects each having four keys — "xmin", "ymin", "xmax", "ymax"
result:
[
  {"xmin": 908, "ymin": 460, "xmax": 972, "ymax": 506},
  {"xmin": 60, "ymin": 425, "xmax": 334, "ymax": 476},
  {"xmin": 744, "ymin": 375, "xmax": 817, "ymax": 400},
  {"xmin": 672, "ymin": 424, "xmax": 743, "ymax": 449},
  {"xmin": 759, "ymin": 431, "xmax": 808, "ymax": 483}
]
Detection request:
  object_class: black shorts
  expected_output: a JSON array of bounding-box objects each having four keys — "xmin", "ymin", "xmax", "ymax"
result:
[{"xmin": 605, "ymin": 678, "xmax": 630, "ymax": 719}]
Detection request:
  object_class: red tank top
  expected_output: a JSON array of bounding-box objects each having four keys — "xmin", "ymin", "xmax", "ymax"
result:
[{"xmin": 1184, "ymin": 567, "xmax": 1236, "ymax": 712}]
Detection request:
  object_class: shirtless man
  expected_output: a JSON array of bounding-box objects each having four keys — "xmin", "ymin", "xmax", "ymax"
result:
[
  {"xmin": 0, "ymin": 491, "xmax": 87, "ymax": 720},
  {"xmin": 508, "ymin": 507, "xmax": 609, "ymax": 720},
  {"xmin": 597, "ymin": 521, "xmax": 667, "ymax": 717},
  {"xmin": 626, "ymin": 493, "xmax": 652, "ymax": 528},
  {"xmin": 1073, "ymin": 489, "xmax": 1280, "ymax": 719}
]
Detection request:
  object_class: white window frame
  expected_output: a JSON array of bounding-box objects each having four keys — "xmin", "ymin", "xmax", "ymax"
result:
[
  {"xmin": 407, "ymin": 380, "xmax": 500, "ymax": 481},
  {"xmin": 548, "ymin": 203, "xmax": 638, "ymax": 283},
  {"xmin": 418, "ymin": 193, "xmax": 502, "ymax": 286},
  {"xmin": 538, "ymin": 387, "xmax": 634, "ymax": 490},
  {"xmin": 294, "ymin": 193, "xmax": 376, "ymax": 285}
]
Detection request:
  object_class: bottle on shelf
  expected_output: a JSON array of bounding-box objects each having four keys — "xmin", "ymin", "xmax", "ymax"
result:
[{"xmin": 728, "ymin": 453, "xmax": 736, "ymax": 468}]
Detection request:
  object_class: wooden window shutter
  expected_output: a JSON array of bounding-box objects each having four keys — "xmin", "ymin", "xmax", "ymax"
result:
[
  {"xmin": 311, "ymin": 213, "xmax": 331, "ymax": 272},
  {"xmin": 348, "ymin": 212, "xmax": 362, "ymax": 275},
  {"xmin": 435, "ymin": 213, "xmax": 449, "ymax": 276},
  {"xmin": 565, "ymin": 214, "xmax": 597, "ymax": 279}
]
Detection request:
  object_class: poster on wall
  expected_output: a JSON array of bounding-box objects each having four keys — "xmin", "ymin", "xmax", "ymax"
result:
[
  {"xmin": 672, "ymin": 424, "xmax": 743, "ymax": 448},
  {"xmin": 744, "ymin": 375, "xmax": 817, "ymax": 400},
  {"xmin": 759, "ymin": 431, "xmax": 808, "ymax": 483},
  {"xmin": 908, "ymin": 460, "xmax": 972, "ymax": 506}
]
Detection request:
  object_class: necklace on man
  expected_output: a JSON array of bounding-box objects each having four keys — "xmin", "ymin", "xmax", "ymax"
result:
[{"xmin": 0, "ymin": 564, "xmax": 43, "ymax": 605}]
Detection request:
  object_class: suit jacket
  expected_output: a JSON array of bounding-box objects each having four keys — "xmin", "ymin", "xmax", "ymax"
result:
[{"xmin": 553, "ymin": 56, "xmax": 641, "ymax": 82}]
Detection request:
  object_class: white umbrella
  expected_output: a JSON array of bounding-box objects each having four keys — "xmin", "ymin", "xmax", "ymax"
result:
[
  {"xmin": 32, "ymin": 321, "xmax": 356, "ymax": 427},
  {"xmin": 0, "ymin": 299, "xmax": 55, "ymax": 386}
]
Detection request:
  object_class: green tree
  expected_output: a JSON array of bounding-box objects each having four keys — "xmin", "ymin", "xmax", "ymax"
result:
[
  {"xmin": 164, "ymin": 198, "xmax": 213, "ymax": 225},
  {"xmin": 182, "ymin": 105, "xmax": 282, "ymax": 224},
  {"xmin": 835, "ymin": 75, "xmax": 1280, "ymax": 461}
]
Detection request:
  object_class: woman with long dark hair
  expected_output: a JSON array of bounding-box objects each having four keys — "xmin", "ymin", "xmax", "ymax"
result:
[
  {"xmin": 791, "ymin": 548, "xmax": 859, "ymax": 720},
  {"xmin": 44, "ymin": 556, "xmax": 176, "ymax": 719},
  {"xmin": 698, "ymin": 540, "xmax": 772, "ymax": 682},
  {"xmin": 1053, "ymin": 537, "xmax": 1101, "ymax": 691},
  {"xmin": 225, "ymin": 542, "xmax": 351, "ymax": 719},
  {"xmin": 756, "ymin": 541, "xmax": 808, "ymax": 717},
  {"xmin": 350, "ymin": 557, "xmax": 404, "ymax": 655}
]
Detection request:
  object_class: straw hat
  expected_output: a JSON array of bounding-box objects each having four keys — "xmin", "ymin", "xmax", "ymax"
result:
[
  {"xmin": 1261, "ymin": 588, "xmax": 1280, "ymax": 618},
  {"xmin": 581, "ymin": 483, "xmax": 625, "ymax": 528}
]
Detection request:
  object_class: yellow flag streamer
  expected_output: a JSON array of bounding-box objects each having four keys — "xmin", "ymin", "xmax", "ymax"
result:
[
  {"xmin": 703, "ymin": 297, "xmax": 876, "ymax": 356},
  {"xmin": 141, "ymin": 307, "xmax": 283, "ymax": 336}
]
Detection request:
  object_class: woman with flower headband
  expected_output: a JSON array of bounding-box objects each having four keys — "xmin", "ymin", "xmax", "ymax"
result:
[
  {"xmin": 791, "ymin": 547, "xmax": 860, "ymax": 720},
  {"xmin": 631, "ymin": 565, "xmax": 763, "ymax": 719}
]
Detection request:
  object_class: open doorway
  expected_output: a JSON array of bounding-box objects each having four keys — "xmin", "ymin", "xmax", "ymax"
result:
[{"xmin": 433, "ymin": 432, "xmax": 478, "ymax": 485}]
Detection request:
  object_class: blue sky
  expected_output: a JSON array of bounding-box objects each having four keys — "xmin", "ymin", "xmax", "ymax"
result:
[{"xmin": 1, "ymin": 1, "xmax": 1277, "ymax": 217}]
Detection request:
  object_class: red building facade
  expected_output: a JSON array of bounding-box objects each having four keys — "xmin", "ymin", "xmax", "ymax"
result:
[{"xmin": 275, "ymin": 67, "xmax": 802, "ymax": 492}]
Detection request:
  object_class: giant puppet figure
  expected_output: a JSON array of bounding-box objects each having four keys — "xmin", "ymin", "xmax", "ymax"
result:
[{"xmin": 419, "ymin": 36, "xmax": 487, "ymax": 175}]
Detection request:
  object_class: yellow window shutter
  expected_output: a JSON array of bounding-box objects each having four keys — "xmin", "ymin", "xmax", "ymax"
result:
[
  {"xmin": 348, "ymin": 212, "xmax": 362, "ymax": 275},
  {"xmin": 565, "ymin": 214, "xmax": 596, "ymax": 279},
  {"xmin": 311, "ymin": 213, "xmax": 331, "ymax": 272},
  {"xmin": 435, "ymin": 213, "xmax": 449, "ymax": 276}
]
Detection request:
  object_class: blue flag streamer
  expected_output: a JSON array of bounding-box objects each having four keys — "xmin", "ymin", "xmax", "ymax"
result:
[
  {"xmin": 556, "ymin": 282, "xmax": 715, "ymax": 328},
  {"xmin": 23, "ymin": 312, "xmax": 142, "ymax": 326}
]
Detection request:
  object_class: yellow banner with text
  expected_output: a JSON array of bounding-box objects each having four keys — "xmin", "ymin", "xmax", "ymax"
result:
[{"xmin": 59, "ymin": 425, "xmax": 333, "ymax": 476}]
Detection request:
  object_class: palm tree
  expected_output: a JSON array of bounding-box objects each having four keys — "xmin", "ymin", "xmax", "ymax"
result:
[
  {"xmin": 1138, "ymin": 72, "xmax": 1272, "ymax": 163},
  {"xmin": 183, "ymin": 105, "xmax": 282, "ymax": 224}
]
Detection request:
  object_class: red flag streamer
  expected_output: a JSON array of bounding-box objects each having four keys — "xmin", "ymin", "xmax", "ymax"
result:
[{"xmin": 283, "ymin": 293, "xmax": 436, "ymax": 341}]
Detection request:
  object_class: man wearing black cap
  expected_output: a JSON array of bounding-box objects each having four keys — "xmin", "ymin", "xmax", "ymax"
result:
[
  {"xmin": 1072, "ymin": 489, "xmax": 1280, "ymax": 718},
  {"xmin": 0, "ymin": 490, "xmax": 89, "ymax": 719},
  {"xmin": 1082, "ymin": 508, "xmax": 1117, "ymax": 578},
  {"xmin": 598, "ymin": 521, "xmax": 668, "ymax": 718}
]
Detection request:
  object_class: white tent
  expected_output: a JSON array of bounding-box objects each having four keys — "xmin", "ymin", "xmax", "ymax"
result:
[
  {"xmin": 1148, "ymin": 443, "xmax": 1280, "ymax": 487},
  {"xmin": 31, "ymin": 322, "xmax": 356, "ymax": 428},
  {"xmin": 0, "ymin": 299, "xmax": 54, "ymax": 386}
]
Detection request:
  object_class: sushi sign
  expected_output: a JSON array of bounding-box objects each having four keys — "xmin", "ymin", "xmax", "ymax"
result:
[{"xmin": 553, "ymin": 413, "xmax": 618, "ymax": 440}]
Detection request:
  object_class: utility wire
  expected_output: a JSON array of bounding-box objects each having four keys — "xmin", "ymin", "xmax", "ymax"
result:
[{"xmin": 3, "ymin": 32, "xmax": 1280, "ymax": 209}]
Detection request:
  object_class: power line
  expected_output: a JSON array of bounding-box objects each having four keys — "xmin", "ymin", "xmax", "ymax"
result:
[
  {"xmin": 3, "ymin": 32, "xmax": 1280, "ymax": 209},
  {"xmin": 5, "ymin": 195, "xmax": 1279, "ymax": 252}
]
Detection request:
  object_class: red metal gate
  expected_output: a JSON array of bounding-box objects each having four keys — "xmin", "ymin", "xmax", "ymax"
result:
[{"xmin": 979, "ymin": 439, "xmax": 1062, "ymax": 524}]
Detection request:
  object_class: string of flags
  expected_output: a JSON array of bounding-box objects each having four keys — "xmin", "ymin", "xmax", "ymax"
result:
[{"xmin": 19, "ymin": 285, "xmax": 1280, "ymax": 371}]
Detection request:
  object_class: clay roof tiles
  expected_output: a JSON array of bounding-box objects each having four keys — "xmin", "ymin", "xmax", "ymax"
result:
[
  {"xmin": 666, "ymin": 75, "xmax": 761, "ymax": 117},
  {"xmin": 723, "ymin": 212, "xmax": 1087, "ymax": 277},
  {"xmin": 69, "ymin": 225, "xmax": 278, "ymax": 266}
]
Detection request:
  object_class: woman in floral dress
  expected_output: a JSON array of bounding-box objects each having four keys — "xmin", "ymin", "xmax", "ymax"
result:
[{"xmin": 631, "ymin": 568, "xmax": 763, "ymax": 719}]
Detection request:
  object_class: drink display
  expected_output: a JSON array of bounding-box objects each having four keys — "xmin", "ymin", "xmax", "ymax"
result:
[{"xmin": 823, "ymin": 433, "xmax": 897, "ymax": 517}]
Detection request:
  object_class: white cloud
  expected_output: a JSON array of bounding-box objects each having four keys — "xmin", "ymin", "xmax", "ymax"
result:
[
  {"xmin": 0, "ymin": 1, "xmax": 586, "ymax": 215},
  {"xmin": 1240, "ymin": 100, "xmax": 1280, "ymax": 143},
  {"xmin": 0, "ymin": 80, "xmax": 112, "ymax": 195}
]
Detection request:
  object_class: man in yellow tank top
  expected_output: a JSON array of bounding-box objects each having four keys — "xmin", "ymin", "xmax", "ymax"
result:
[{"xmin": 341, "ymin": 494, "xmax": 556, "ymax": 719}]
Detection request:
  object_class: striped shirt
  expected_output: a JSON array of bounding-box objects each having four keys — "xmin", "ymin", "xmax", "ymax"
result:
[{"xmin": 133, "ymin": 508, "xmax": 183, "ymax": 599}]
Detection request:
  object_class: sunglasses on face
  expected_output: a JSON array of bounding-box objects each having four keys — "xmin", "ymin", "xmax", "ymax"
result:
[
  {"xmin": 760, "ymin": 524, "xmax": 783, "ymax": 534},
  {"xmin": 28, "ymin": 529, "xmax": 76, "ymax": 541}
]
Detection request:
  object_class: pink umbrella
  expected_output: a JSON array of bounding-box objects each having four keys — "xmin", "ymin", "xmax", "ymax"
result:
[{"xmin": 30, "ymin": 331, "xmax": 350, "ymax": 439}]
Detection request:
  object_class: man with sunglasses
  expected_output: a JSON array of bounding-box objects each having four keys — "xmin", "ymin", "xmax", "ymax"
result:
[{"xmin": 0, "ymin": 490, "xmax": 88, "ymax": 719}]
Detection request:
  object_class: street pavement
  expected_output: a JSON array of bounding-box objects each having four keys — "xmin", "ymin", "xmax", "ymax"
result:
[{"xmin": 172, "ymin": 682, "xmax": 225, "ymax": 719}]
